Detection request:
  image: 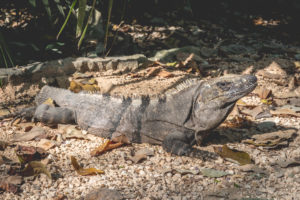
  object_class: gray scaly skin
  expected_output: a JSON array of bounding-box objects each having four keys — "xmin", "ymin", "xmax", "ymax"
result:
[{"xmin": 2, "ymin": 74, "xmax": 257, "ymax": 156}]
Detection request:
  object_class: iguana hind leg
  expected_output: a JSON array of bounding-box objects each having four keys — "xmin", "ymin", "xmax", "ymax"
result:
[
  {"xmin": 34, "ymin": 104, "xmax": 76, "ymax": 124},
  {"xmin": 162, "ymin": 131, "xmax": 194, "ymax": 156}
]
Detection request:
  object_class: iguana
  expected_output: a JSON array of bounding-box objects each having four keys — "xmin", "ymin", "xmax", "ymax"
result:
[{"xmin": 1, "ymin": 74, "xmax": 257, "ymax": 156}]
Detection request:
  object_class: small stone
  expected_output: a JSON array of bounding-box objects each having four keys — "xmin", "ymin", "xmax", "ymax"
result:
[{"xmin": 84, "ymin": 188, "xmax": 123, "ymax": 200}]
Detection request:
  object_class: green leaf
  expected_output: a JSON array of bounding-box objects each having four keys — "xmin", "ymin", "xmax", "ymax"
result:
[
  {"xmin": 57, "ymin": 0, "xmax": 78, "ymax": 40},
  {"xmin": 0, "ymin": 32, "xmax": 14, "ymax": 67},
  {"xmin": 103, "ymin": 0, "xmax": 114, "ymax": 52},
  {"xmin": 54, "ymin": 0, "xmax": 65, "ymax": 17},
  {"xmin": 214, "ymin": 145, "xmax": 253, "ymax": 165},
  {"xmin": 28, "ymin": 0, "xmax": 36, "ymax": 7},
  {"xmin": 21, "ymin": 161, "xmax": 52, "ymax": 179},
  {"xmin": 76, "ymin": 0, "xmax": 87, "ymax": 38},
  {"xmin": 42, "ymin": 0, "xmax": 51, "ymax": 18},
  {"xmin": 77, "ymin": 0, "xmax": 96, "ymax": 49}
]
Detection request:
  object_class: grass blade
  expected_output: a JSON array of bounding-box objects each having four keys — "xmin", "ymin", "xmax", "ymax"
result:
[
  {"xmin": 103, "ymin": 0, "xmax": 114, "ymax": 53},
  {"xmin": 77, "ymin": 0, "xmax": 96, "ymax": 49},
  {"xmin": 28, "ymin": 0, "xmax": 36, "ymax": 7},
  {"xmin": 0, "ymin": 45, "xmax": 8, "ymax": 68},
  {"xmin": 42, "ymin": 0, "xmax": 52, "ymax": 18},
  {"xmin": 54, "ymin": 0, "xmax": 65, "ymax": 17},
  {"xmin": 76, "ymin": 0, "xmax": 87, "ymax": 38},
  {"xmin": 0, "ymin": 32, "xmax": 14, "ymax": 67},
  {"xmin": 57, "ymin": 0, "xmax": 78, "ymax": 40}
]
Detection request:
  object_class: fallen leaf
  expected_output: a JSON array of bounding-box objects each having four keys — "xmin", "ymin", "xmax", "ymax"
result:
[
  {"xmin": 239, "ymin": 164, "xmax": 267, "ymax": 174},
  {"xmin": 24, "ymin": 126, "xmax": 33, "ymax": 132},
  {"xmin": 37, "ymin": 139, "xmax": 56, "ymax": 150},
  {"xmin": 84, "ymin": 188, "xmax": 123, "ymax": 200},
  {"xmin": 69, "ymin": 80, "xmax": 83, "ymax": 93},
  {"xmin": 43, "ymin": 98, "xmax": 56, "ymax": 106},
  {"xmin": 256, "ymin": 87, "xmax": 272, "ymax": 99},
  {"xmin": 200, "ymin": 168, "xmax": 230, "ymax": 178},
  {"xmin": 12, "ymin": 127, "xmax": 46, "ymax": 142},
  {"xmin": 15, "ymin": 145, "xmax": 48, "ymax": 164},
  {"xmin": 59, "ymin": 125, "xmax": 89, "ymax": 140},
  {"xmin": 214, "ymin": 145, "xmax": 252, "ymax": 165},
  {"xmin": 111, "ymin": 133, "xmax": 130, "ymax": 144},
  {"xmin": 163, "ymin": 168, "xmax": 200, "ymax": 175},
  {"xmin": 236, "ymin": 99, "xmax": 247, "ymax": 106},
  {"xmin": 129, "ymin": 148, "xmax": 154, "ymax": 163},
  {"xmin": 242, "ymin": 65, "xmax": 254, "ymax": 75},
  {"xmin": 294, "ymin": 61, "xmax": 300, "ymax": 68},
  {"xmin": 0, "ymin": 175, "xmax": 22, "ymax": 193},
  {"xmin": 276, "ymin": 158, "xmax": 300, "ymax": 168},
  {"xmin": 241, "ymin": 106, "xmax": 266, "ymax": 119},
  {"xmin": 90, "ymin": 139, "xmax": 126, "ymax": 156},
  {"xmin": 145, "ymin": 66, "xmax": 162, "ymax": 77},
  {"xmin": 270, "ymin": 107, "xmax": 300, "ymax": 118},
  {"xmin": 0, "ymin": 155, "xmax": 13, "ymax": 165},
  {"xmin": 70, "ymin": 156, "xmax": 104, "ymax": 176},
  {"xmin": 157, "ymin": 69, "xmax": 174, "ymax": 78},
  {"xmin": 221, "ymin": 116, "xmax": 245, "ymax": 128},
  {"xmin": 20, "ymin": 161, "xmax": 52, "ymax": 179},
  {"xmin": 242, "ymin": 129, "xmax": 297, "ymax": 148},
  {"xmin": 0, "ymin": 140, "xmax": 9, "ymax": 150}
]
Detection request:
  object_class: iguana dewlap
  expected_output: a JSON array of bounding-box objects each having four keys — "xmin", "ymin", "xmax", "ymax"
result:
[{"xmin": 6, "ymin": 74, "xmax": 257, "ymax": 155}]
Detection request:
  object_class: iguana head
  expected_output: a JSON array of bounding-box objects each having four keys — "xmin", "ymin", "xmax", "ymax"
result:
[{"xmin": 184, "ymin": 74, "xmax": 257, "ymax": 132}]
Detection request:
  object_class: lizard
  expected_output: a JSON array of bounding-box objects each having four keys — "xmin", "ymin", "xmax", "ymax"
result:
[{"xmin": 1, "ymin": 74, "xmax": 257, "ymax": 156}]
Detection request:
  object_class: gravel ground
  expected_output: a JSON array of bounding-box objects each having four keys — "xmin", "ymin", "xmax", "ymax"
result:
[
  {"xmin": 0, "ymin": 92, "xmax": 300, "ymax": 200},
  {"xmin": 0, "ymin": 59, "xmax": 300, "ymax": 200}
]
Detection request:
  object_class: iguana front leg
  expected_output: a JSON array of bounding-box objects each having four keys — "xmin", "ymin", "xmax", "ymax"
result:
[{"xmin": 162, "ymin": 131, "xmax": 195, "ymax": 156}]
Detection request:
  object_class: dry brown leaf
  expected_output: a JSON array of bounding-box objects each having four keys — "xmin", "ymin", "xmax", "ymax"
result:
[
  {"xmin": 239, "ymin": 164, "xmax": 266, "ymax": 174},
  {"xmin": 0, "ymin": 140, "xmax": 9, "ymax": 150},
  {"xmin": 58, "ymin": 124, "xmax": 89, "ymax": 140},
  {"xmin": 256, "ymin": 87, "xmax": 272, "ymax": 99},
  {"xmin": 276, "ymin": 158, "xmax": 300, "ymax": 168},
  {"xmin": 24, "ymin": 126, "xmax": 33, "ymax": 132},
  {"xmin": 12, "ymin": 126, "xmax": 46, "ymax": 142},
  {"xmin": 0, "ymin": 176, "xmax": 22, "ymax": 193},
  {"xmin": 221, "ymin": 116, "xmax": 245, "ymax": 128},
  {"xmin": 145, "ymin": 66, "xmax": 162, "ymax": 77},
  {"xmin": 37, "ymin": 139, "xmax": 56, "ymax": 151},
  {"xmin": 241, "ymin": 106, "xmax": 265, "ymax": 119},
  {"xmin": 111, "ymin": 134, "xmax": 130, "ymax": 144},
  {"xmin": 294, "ymin": 61, "xmax": 300, "ymax": 68},
  {"xmin": 15, "ymin": 145, "xmax": 48, "ymax": 164},
  {"xmin": 183, "ymin": 53, "xmax": 194, "ymax": 65},
  {"xmin": 20, "ymin": 161, "xmax": 52, "ymax": 179},
  {"xmin": 243, "ymin": 129, "xmax": 297, "ymax": 148},
  {"xmin": 242, "ymin": 65, "xmax": 254, "ymax": 75},
  {"xmin": 157, "ymin": 69, "xmax": 174, "ymax": 78},
  {"xmin": 90, "ymin": 140, "xmax": 124, "ymax": 157},
  {"xmin": 69, "ymin": 80, "xmax": 83, "ymax": 93},
  {"xmin": 129, "ymin": 148, "xmax": 154, "ymax": 163},
  {"xmin": 236, "ymin": 99, "xmax": 247, "ymax": 106},
  {"xmin": 129, "ymin": 154, "xmax": 147, "ymax": 163},
  {"xmin": 70, "ymin": 156, "xmax": 104, "ymax": 176},
  {"xmin": 270, "ymin": 108, "xmax": 300, "ymax": 118},
  {"xmin": 214, "ymin": 145, "xmax": 252, "ymax": 165}
]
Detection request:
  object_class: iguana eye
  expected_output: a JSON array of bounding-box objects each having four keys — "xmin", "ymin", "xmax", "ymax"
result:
[{"xmin": 216, "ymin": 81, "xmax": 231, "ymax": 91}]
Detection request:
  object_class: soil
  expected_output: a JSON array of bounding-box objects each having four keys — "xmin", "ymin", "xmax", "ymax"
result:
[{"xmin": 0, "ymin": 1, "xmax": 300, "ymax": 200}]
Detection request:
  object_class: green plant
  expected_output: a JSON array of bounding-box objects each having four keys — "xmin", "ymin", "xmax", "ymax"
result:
[{"xmin": 0, "ymin": 32, "xmax": 14, "ymax": 68}]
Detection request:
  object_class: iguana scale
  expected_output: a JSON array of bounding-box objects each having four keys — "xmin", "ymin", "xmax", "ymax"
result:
[{"xmin": 2, "ymin": 74, "xmax": 257, "ymax": 155}]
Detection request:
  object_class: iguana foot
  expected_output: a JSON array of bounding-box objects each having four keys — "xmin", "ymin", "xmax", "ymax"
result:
[
  {"xmin": 0, "ymin": 106, "xmax": 36, "ymax": 123},
  {"xmin": 162, "ymin": 133, "xmax": 193, "ymax": 156}
]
